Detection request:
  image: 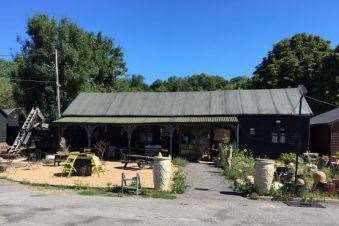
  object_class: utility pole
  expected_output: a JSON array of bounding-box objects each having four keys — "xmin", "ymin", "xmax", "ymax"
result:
[
  {"xmin": 55, "ymin": 49, "xmax": 61, "ymax": 118},
  {"xmin": 295, "ymin": 85, "xmax": 307, "ymax": 186}
]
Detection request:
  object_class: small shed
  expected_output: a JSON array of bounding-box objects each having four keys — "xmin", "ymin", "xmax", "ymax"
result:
[
  {"xmin": 310, "ymin": 108, "xmax": 339, "ymax": 156},
  {"xmin": 0, "ymin": 108, "xmax": 25, "ymax": 145}
]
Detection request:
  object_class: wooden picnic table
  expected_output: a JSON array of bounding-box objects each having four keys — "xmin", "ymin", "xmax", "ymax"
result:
[{"xmin": 119, "ymin": 151, "xmax": 154, "ymax": 169}]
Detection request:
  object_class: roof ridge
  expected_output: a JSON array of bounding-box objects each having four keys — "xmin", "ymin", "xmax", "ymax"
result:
[{"xmin": 78, "ymin": 87, "xmax": 299, "ymax": 95}]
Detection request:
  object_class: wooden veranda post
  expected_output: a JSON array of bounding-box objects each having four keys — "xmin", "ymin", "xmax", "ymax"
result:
[
  {"xmin": 165, "ymin": 125, "xmax": 176, "ymax": 156},
  {"xmin": 84, "ymin": 125, "xmax": 95, "ymax": 148},
  {"xmin": 122, "ymin": 125, "xmax": 137, "ymax": 155}
]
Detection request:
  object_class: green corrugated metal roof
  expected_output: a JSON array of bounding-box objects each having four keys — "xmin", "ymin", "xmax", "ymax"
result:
[
  {"xmin": 54, "ymin": 116, "xmax": 238, "ymax": 124},
  {"xmin": 62, "ymin": 88, "xmax": 313, "ymax": 117}
]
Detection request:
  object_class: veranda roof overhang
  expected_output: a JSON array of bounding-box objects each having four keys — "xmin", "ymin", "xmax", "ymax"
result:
[{"xmin": 54, "ymin": 116, "xmax": 238, "ymax": 124}]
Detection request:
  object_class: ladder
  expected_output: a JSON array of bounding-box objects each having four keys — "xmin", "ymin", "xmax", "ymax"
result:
[{"xmin": 8, "ymin": 107, "xmax": 44, "ymax": 154}]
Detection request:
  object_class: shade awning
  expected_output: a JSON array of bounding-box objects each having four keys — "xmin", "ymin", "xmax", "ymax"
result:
[{"xmin": 54, "ymin": 116, "xmax": 238, "ymax": 124}]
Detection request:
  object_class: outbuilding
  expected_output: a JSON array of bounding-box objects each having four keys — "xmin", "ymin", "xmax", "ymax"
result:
[
  {"xmin": 0, "ymin": 108, "xmax": 25, "ymax": 145},
  {"xmin": 310, "ymin": 108, "xmax": 339, "ymax": 156},
  {"xmin": 54, "ymin": 87, "xmax": 313, "ymax": 159}
]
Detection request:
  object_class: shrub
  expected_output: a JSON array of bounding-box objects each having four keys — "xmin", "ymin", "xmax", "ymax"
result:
[
  {"xmin": 172, "ymin": 157, "xmax": 188, "ymax": 167},
  {"xmin": 234, "ymin": 181, "xmax": 255, "ymax": 196},
  {"xmin": 171, "ymin": 167, "xmax": 187, "ymax": 194},
  {"xmin": 218, "ymin": 146, "xmax": 228, "ymax": 169},
  {"xmin": 223, "ymin": 146, "xmax": 255, "ymax": 181},
  {"xmin": 301, "ymin": 191, "xmax": 325, "ymax": 204},
  {"xmin": 249, "ymin": 192, "xmax": 260, "ymax": 200},
  {"xmin": 278, "ymin": 152, "xmax": 296, "ymax": 165}
]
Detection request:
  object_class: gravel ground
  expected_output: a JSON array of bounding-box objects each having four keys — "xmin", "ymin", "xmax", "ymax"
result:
[
  {"xmin": 0, "ymin": 163, "xmax": 338, "ymax": 226},
  {"xmin": 1, "ymin": 161, "xmax": 154, "ymax": 188}
]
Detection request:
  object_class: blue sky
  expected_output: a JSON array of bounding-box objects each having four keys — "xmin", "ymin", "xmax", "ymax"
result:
[{"xmin": 0, "ymin": 1, "xmax": 339, "ymax": 84}]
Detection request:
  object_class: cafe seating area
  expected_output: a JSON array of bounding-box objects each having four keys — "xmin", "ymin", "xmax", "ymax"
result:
[{"xmin": 0, "ymin": 148, "xmax": 154, "ymax": 188}]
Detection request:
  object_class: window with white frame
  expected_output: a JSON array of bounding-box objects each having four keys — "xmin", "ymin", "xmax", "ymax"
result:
[
  {"xmin": 272, "ymin": 132, "xmax": 278, "ymax": 143},
  {"xmin": 272, "ymin": 126, "xmax": 286, "ymax": 144}
]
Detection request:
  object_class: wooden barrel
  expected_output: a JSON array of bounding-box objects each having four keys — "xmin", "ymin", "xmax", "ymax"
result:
[{"xmin": 74, "ymin": 156, "xmax": 92, "ymax": 176}]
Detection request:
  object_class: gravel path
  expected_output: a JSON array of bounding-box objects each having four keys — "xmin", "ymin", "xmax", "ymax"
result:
[{"xmin": 0, "ymin": 163, "xmax": 338, "ymax": 225}]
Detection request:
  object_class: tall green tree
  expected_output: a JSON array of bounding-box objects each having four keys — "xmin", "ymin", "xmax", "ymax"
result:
[
  {"xmin": 251, "ymin": 33, "xmax": 336, "ymax": 113},
  {"xmin": 149, "ymin": 73, "xmax": 234, "ymax": 92},
  {"xmin": 0, "ymin": 59, "xmax": 17, "ymax": 108},
  {"xmin": 13, "ymin": 14, "xmax": 127, "ymax": 120},
  {"xmin": 149, "ymin": 79, "xmax": 167, "ymax": 91},
  {"xmin": 127, "ymin": 74, "xmax": 149, "ymax": 91}
]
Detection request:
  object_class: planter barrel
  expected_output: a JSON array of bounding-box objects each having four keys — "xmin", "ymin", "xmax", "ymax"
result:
[
  {"xmin": 153, "ymin": 153, "xmax": 173, "ymax": 191},
  {"xmin": 333, "ymin": 179, "xmax": 339, "ymax": 190},
  {"xmin": 254, "ymin": 159, "xmax": 275, "ymax": 194}
]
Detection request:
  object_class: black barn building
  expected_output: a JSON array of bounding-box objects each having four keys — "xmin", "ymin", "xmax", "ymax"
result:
[
  {"xmin": 0, "ymin": 108, "xmax": 25, "ymax": 145},
  {"xmin": 54, "ymin": 87, "xmax": 313, "ymax": 158}
]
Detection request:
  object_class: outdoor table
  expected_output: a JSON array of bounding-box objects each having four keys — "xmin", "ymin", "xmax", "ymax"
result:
[
  {"xmin": 54, "ymin": 153, "xmax": 68, "ymax": 166},
  {"xmin": 121, "ymin": 154, "xmax": 154, "ymax": 169},
  {"xmin": 74, "ymin": 154, "xmax": 92, "ymax": 176}
]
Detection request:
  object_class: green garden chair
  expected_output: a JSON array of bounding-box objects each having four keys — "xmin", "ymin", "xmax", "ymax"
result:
[{"xmin": 62, "ymin": 152, "xmax": 79, "ymax": 177}]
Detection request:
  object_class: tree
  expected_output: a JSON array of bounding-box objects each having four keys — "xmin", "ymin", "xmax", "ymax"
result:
[
  {"xmin": 150, "ymin": 73, "xmax": 233, "ymax": 92},
  {"xmin": 251, "ymin": 33, "xmax": 336, "ymax": 113},
  {"xmin": 225, "ymin": 76, "xmax": 251, "ymax": 89},
  {"xmin": 128, "ymin": 74, "xmax": 149, "ymax": 91},
  {"xmin": 149, "ymin": 79, "xmax": 167, "ymax": 92},
  {"xmin": 13, "ymin": 14, "xmax": 127, "ymax": 120},
  {"xmin": 185, "ymin": 74, "xmax": 228, "ymax": 91},
  {"xmin": 313, "ymin": 51, "xmax": 339, "ymax": 111},
  {"xmin": 0, "ymin": 59, "xmax": 17, "ymax": 108}
]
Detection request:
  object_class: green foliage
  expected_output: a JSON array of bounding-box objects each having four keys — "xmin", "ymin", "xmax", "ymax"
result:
[
  {"xmin": 148, "ymin": 74, "xmax": 251, "ymax": 92},
  {"xmin": 248, "ymin": 192, "xmax": 260, "ymax": 200},
  {"xmin": 222, "ymin": 146, "xmax": 255, "ymax": 181},
  {"xmin": 234, "ymin": 181, "xmax": 255, "ymax": 196},
  {"xmin": 140, "ymin": 188, "xmax": 176, "ymax": 199},
  {"xmin": 301, "ymin": 191, "xmax": 325, "ymax": 204},
  {"xmin": 218, "ymin": 147, "xmax": 227, "ymax": 169},
  {"xmin": 103, "ymin": 185, "xmax": 122, "ymax": 193},
  {"xmin": 171, "ymin": 167, "xmax": 187, "ymax": 194},
  {"xmin": 269, "ymin": 187, "xmax": 293, "ymax": 202},
  {"xmin": 13, "ymin": 14, "xmax": 127, "ymax": 120},
  {"xmin": 278, "ymin": 152, "xmax": 296, "ymax": 165},
  {"xmin": 251, "ymin": 33, "xmax": 338, "ymax": 114},
  {"xmin": 172, "ymin": 157, "xmax": 188, "ymax": 167},
  {"xmin": 0, "ymin": 60, "xmax": 17, "ymax": 108}
]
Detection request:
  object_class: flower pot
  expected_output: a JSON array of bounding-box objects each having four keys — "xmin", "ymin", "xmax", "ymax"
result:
[
  {"xmin": 313, "ymin": 171, "xmax": 326, "ymax": 184},
  {"xmin": 332, "ymin": 179, "xmax": 339, "ymax": 190},
  {"xmin": 254, "ymin": 159, "xmax": 275, "ymax": 194},
  {"xmin": 324, "ymin": 182, "xmax": 335, "ymax": 193}
]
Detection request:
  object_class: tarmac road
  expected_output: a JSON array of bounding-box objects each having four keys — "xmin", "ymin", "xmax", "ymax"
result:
[{"xmin": 0, "ymin": 163, "xmax": 338, "ymax": 225}]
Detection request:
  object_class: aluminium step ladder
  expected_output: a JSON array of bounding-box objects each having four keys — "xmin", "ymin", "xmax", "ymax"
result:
[{"xmin": 8, "ymin": 107, "xmax": 44, "ymax": 155}]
